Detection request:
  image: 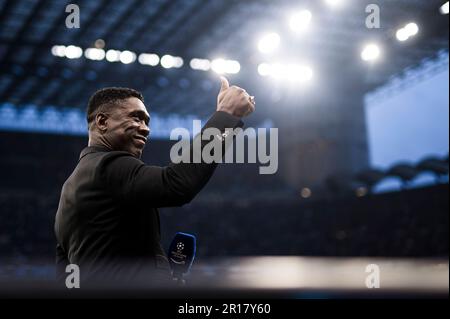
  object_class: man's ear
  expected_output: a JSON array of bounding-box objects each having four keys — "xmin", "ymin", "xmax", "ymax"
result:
[{"xmin": 95, "ymin": 113, "xmax": 108, "ymax": 132}]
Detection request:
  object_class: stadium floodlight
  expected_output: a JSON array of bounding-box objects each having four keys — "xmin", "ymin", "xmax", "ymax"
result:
[
  {"xmin": 257, "ymin": 62, "xmax": 313, "ymax": 82},
  {"xmin": 138, "ymin": 53, "xmax": 160, "ymax": 66},
  {"xmin": 396, "ymin": 22, "xmax": 419, "ymax": 42},
  {"xmin": 65, "ymin": 45, "xmax": 83, "ymax": 59},
  {"xmin": 84, "ymin": 48, "xmax": 105, "ymax": 61},
  {"xmin": 211, "ymin": 59, "xmax": 240, "ymax": 74},
  {"xmin": 289, "ymin": 10, "xmax": 312, "ymax": 32},
  {"xmin": 396, "ymin": 28, "xmax": 410, "ymax": 42},
  {"xmin": 284, "ymin": 64, "xmax": 313, "ymax": 82},
  {"xmin": 300, "ymin": 187, "xmax": 312, "ymax": 198},
  {"xmin": 324, "ymin": 0, "xmax": 345, "ymax": 8},
  {"xmin": 440, "ymin": 1, "xmax": 449, "ymax": 14},
  {"xmin": 173, "ymin": 57, "xmax": 184, "ymax": 68},
  {"xmin": 51, "ymin": 45, "xmax": 66, "ymax": 57},
  {"xmin": 225, "ymin": 60, "xmax": 240, "ymax": 74},
  {"xmin": 190, "ymin": 58, "xmax": 211, "ymax": 71},
  {"xmin": 106, "ymin": 49, "xmax": 121, "ymax": 62},
  {"xmin": 161, "ymin": 55, "xmax": 176, "ymax": 69},
  {"xmin": 404, "ymin": 23, "xmax": 419, "ymax": 36},
  {"xmin": 361, "ymin": 43, "xmax": 380, "ymax": 62},
  {"xmin": 119, "ymin": 50, "xmax": 136, "ymax": 64},
  {"xmin": 161, "ymin": 55, "xmax": 183, "ymax": 69},
  {"xmin": 258, "ymin": 32, "xmax": 281, "ymax": 54},
  {"xmin": 258, "ymin": 63, "xmax": 272, "ymax": 76}
]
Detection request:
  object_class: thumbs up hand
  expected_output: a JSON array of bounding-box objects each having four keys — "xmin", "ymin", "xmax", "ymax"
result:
[
  {"xmin": 219, "ymin": 76, "xmax": 230, "ymax": 93},
  {"xmin": 217, "ymin": 76, "xmax": 255, "ymax": 118}
]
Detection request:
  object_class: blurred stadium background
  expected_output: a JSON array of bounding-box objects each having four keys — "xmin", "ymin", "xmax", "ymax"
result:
[{"xmin": 0, "ymin": 0, "xmax": 448, "ymax": 283}]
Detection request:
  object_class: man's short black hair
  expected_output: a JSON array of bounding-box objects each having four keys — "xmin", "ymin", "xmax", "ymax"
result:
[{"xmin": 87, "ymin": 87, "xmax": 144, "ymax": 126}]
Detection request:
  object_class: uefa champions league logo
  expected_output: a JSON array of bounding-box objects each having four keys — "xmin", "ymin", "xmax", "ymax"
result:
[{"xmin": 176, "ymin": 242, "xmax": 184, "ymax": 252}]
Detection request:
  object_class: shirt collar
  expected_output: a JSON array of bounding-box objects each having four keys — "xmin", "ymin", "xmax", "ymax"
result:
[{"xmin": 79, "ymin": 145, "xmax": 111, "ymax": 160}]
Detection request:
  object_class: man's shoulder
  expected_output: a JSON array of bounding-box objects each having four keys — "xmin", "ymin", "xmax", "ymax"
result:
[
  {"xmin": 99, "ymin": 150, "xmax": 143, "ymax": 169},
  {"xmin": 79, "ymin": 146, "xmax": 131, "ymax": 160},
  {"xmin": 77, "ymin": 147, "xmax": 144, "ymax": 179}
]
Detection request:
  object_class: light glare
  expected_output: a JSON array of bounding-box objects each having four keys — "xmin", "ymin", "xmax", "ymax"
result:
[
  {"xmin": 65, "ymin": 45, "xmax": 82, "ymax": 59},
  {"xmin": 119, "ymin": 50, "xmax": 136, "ymax": 64},
  {"xmin": 258, "ymin": 62, "xmax": 313, "ymax": 82},
  {"xmin": 211, "ymin": 59, "xmax": 240, "ymax": 74},
  {"xmin": 361, "ymin": 44, "xmax": 380, "ymax": 62},
  {"xmin": 324, "ymin": 0, "xmax": 344, "ymax": 8},
  {"xmin": 258, "ymin": 33, "xmax": 281, "ymax": 54},
  {"xmin": 106, "ymin": 50, "xmax": 121, "ymax": 62},
  {"xmin": 396, "ymin": 28, "xmax": 409, "ymax": 42},
  {"xmin": 84, "ymin": 48, "xmax": 105, "ymax": 61},
  {"xmin": 51, "ymin": 45, "xmax": 66, "ymax": 57},
  {"xmin": 289, "ymin": 10, "xmax": 312, "ymax": 32},
  {"xmin": 190, "ymin": 58, "xmax": 211, "ymax": 71},
  {"xmin": 396, "ymin": 22, "xmax": 419, "ymax": 42},
  {"xmin": 258, "ymin": 63, "xmax": 271, "ymax": 77},
  {"xmin": 404, "ymin": 23, "xmax": 419, "ymax": 36},
  {"xmin": 440, "ymin": 2, "xmax": 449, "ymax": 14},
  {"xmin": 138, "ymin": 53, "xmax": 160, "ymax": 66}
]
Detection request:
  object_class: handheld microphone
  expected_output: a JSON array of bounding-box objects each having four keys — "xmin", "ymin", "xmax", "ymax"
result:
[{"xmin": 168, "ymin": 232, "xmax": 196, "ymax": 285}]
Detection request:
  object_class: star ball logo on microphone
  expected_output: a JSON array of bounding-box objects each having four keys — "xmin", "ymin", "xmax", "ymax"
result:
[
  {"xmin": 176, "ymin": 242, "xmax": 185, "ymax": 252},
  {"xmin": 169, "ymin": 120, "xmax": 279, "ymax": 175},
  {"xmin": 170, "ymin": 243, "xmax": 188, "ymax": 265}
]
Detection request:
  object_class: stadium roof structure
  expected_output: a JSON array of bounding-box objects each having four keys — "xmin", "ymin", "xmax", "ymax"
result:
[{"xmin": 0, "ymin": 0, "xmax": 448, "ymax": 118}]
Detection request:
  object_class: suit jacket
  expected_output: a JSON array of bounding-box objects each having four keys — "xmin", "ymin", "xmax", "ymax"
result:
[{"xmin": 54, "ymin": 111, "xmax": 243, "ymax": 284}]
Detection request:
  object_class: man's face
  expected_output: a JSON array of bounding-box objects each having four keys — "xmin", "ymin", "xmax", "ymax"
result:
[{"xmin": 104, "ymin": 97, "xmax": 150, "ymax": 158}]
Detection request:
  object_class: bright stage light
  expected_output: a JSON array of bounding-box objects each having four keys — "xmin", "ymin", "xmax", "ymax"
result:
[
  {"xmin": 289, "ymin": 10, "xmax": 312, "ymax": 32},
  {"xmin": 258, "ymin": 32, "xmax": 281, "ymax": 54},
  {"xmin": 270, "ymin": 63, "xmax": 284, "ymax": 78},
  {"xmin": 292, "ymin": 65, "xmax": 313, "ymax": 82},
  {"xmin": 440, "ymin": 1, "xmax": 449, "ymax": 14},
  {"xmin": 324, "ymin": 0, "xmax": 344, "ymax": 8},
  {"xmin": 84, "ymin": 48, "xmax": 105, "ymax": 61},
  {"xmin": 396, "ymin": 22, "xmax": 419, "ymax": 42},
  {"xmin": 106, "ymin": 49, "xmax": 121, "ymax": 62},
  {"xmin": 161, "ymin": 55, "xmax": 183, "ymax": 69},
  {"xmin": 173, "ymin": 57, "xmax": 184, "ymax": 68},
  {"xmin": 258, "ymin": 62, "xmax": 313, "ymax": 82},
  {"xmin": 211, "ymin": 59, "xmax": 226, "ymax": 74},
  {"xmin": 190, "ymin": 58, "xmax": 211, "ymax": 71},
  {"xmin": 396, "ymin": 28, "xmax": 409, "ymax": 42},
  {"xmin": 65, "ymin": 45, "xmax": 83, "ymax": 59},
  {"xmin": 301, "ymin": 188, "xmax": 312, "ymax": 198},
  {"xmin": 119, "ymin": 50, "xmax": 136, "ymax": 64},
  {"xmin": 51, "ymin": 45, "xmax": 66, "ymax": 57},
  {"xmin": 94, "ymin": 39, "xmax": 105, "ymax": 49},
  {"xmin": 138, "ymin": 53, "xmax": 160, "ymax": 66},
  {"xmin": 226, "ymin": 60, "xmax": 241, "ymax": 74},
  {"xmin": 161, "ymin": 55, "xmax": 175, "ymax": 68},
  {"xmin": 361, "ymin": 44, "xmax": 380, "ymax": 62},
  {"xmin": 211, "ymin": 59, "xmax": 240, "ymax": 74},
  {"xmin": 404, "ymin": 23, "xmax": 419, "ymax": 36},
  {"xmin": 258, "ymin": 63, "xmax": 271, "ymax": 77},
  {"xmin": 280, "ymin": 64, "xmax": 313, "ymax": 82}
]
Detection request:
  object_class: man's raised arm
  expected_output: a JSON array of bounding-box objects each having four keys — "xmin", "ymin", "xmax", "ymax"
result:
[{"xmin": 100, "ymin": 77, "xmax": 256, "ymax": 208}]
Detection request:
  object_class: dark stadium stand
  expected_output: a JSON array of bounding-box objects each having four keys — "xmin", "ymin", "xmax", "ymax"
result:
[{"xmin": 0, "ymin": 132, "xmax": 447, "ymax": 283}]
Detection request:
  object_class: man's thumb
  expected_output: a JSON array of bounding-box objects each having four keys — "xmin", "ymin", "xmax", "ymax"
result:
[{"xmin": 220, "ymin": 76, "xmax": 230, "ymax": 92}]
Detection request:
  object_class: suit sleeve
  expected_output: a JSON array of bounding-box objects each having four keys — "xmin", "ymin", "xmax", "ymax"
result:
[
  {"xmin": 100, "ymin": 111, "xmax": 243, "ymax": 208},
  {"xmin": 56, "ymin": 243, "xmax": 69, "ymax": 283}
]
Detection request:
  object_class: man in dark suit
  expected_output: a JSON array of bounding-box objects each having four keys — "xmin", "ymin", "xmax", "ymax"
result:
[{"xmin": 54, "ymin": 77, "xmax": 255, "ymax": 286}]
